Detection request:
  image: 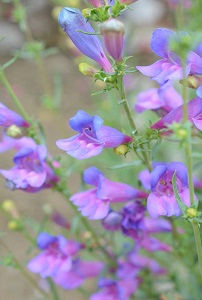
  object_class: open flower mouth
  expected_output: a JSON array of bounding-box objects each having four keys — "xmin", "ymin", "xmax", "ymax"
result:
[{"xmin": 82, "ymin": 127, "xmax": 102, "ymax": 144}]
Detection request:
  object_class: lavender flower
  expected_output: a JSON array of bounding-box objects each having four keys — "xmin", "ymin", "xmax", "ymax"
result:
[
  {"xmin": 136, "ymin": 28, "xmax": 202, "ymax": 85},
  {"xmin": 135, "ymin": 83, "xmax": 183, "ymax": 116},
  {"xmin": 0, "ymin": 102, "xmax": 29, "ymax": 128},
  {"xmin": 53, "ymin": 259, "xmax": 103, "ymax": 289},
  {"xmin": 70, "ymin": 166, "xmax": 147, "ymax": 220},
  {"xmin": 0, "ymin": 143, "xmax": 58, "ymax": 192},
  {"xmin": 151, "ymin": 97, "xmax": 202, "ymax": 132},
  {"xmin": 147, "ymin": 162, "xmax": 193, "ymax": 218},
  {"xmin": 90, "ymin": 278, "xmax": 140, "ymax": 300},
  {"xmin": 56, "ymin": 110, "xmax": 132, "ymax": 160},
  {"xmin": 27, "ymin": 233, "xmax": 82, "ymax": 278},
  {"xmin": 87, "ymin": 0, "xmax": 103, "ymax": 7},
  {"xmin": 58, "ymin": 7, "xmax": 113, "ymax": 72}
]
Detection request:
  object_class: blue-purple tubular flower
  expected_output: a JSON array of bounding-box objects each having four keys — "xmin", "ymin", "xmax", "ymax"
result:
[
  {"xmin": 56, "ymin": 110, "xmax": 132, "ymax": 159},
  {"xmin": 151, "ymin": 97, "xmax": 202, "ymax": 132},
  {"xmin": 70, "ymin": 166, "xmax": 147, "ymax": 220},
  {"xmin": 58, "ymin": 7, "xmax": 113, "ymax": 72},
  {"xmin": 0, "ymin": 102, "xmax": 29, "ymax": 128},
  {"xmin": 147, "ymin": 162, "xmax": 193, "ymax": 218},
  {"xmin": 136, "ymin": 28, "xmax": 202, "ymax": 85}
]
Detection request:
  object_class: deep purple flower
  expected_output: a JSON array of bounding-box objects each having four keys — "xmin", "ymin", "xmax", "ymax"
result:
[
  {"xmin": 90, "ymin": 278, "xmax": 140, "ymax": 300},
  {"xmin": 0, "ymin": 102, "xmax": 29, "ymax": 128},
  {"xmin": 135, "ymin": 83, "xmax": 183, "ymax": 116},
  {"xmin": 136, "ymin": 28, "xmax": 202, "ymax": 85},
  {"xmin": 0, "ymin": 143, "xmax": 58, "ymax": 192},
  {"xmin": 70, "ymin": 166, "xmax": 147, "ymax": 220},
  {"xmin": 27, "ymin": 233, "xmax": 83, "ymax": 278},
  {"xmin": 147, "ymin": 162, "xmax": 193, "ymax": 218},
  {"xmin": 56, "ymin": 110, "xmax": 132, "ymax": 159},
  {"xmin": 151, "ymin": 97, "xmax": 202, "ymax": 132},
  {"xmin": 58, "ymin": 8, "xmax": 113, "ymax": 72},
  {"xmin": 53, "ymin": 259, "xmax": 103, "ymax": 289}
]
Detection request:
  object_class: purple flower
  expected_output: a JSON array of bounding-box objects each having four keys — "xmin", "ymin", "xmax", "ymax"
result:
[
  {"xmin": 70, "ymin": 166, "xmax": 147, "ymax": 220},
  {"xmin": 128, "ymin": 251, "xmax": 167, "ymax": 275},
  {"xmin": 53, "ymin": 259, "xmax": 103, "ymax": 289},
  {"xmin": 87, "ymin": 0, "xmax": 103, "ymax": 7},
  {"xmin": 139, "ymin": 236, "xmax": 172, "ymax": 252},
  {"xmin": 56, "ymin": 110, "xmax": 132, "ymax": 159},
  {"xmin": 136, "ymin": 28, "xmax": 202, "ymax": 85},
  {"xmin": 147, "ymin": 162, "xmax": 192, "ymax": 218},
  {"xmin": 0, "ymin": 143, "xmax": 58, "ymax": 192},
  {"xmin": 0, "ymin": 102, "xmax": 29, "ymax": 128},
  {"xmin": 58, "ymin": 8, "xmax": 113, "ymax": 72},
  {"xmin": 90, "ymin": 278, "xmax": 140, "ymax": 300},
  {"xmin": 151, "ymin": 97, "xmax": 202, "ymax": 132},
  {"xmin": 135, "ymin": 83, "xmax": 183, "ymax": 116},
  {"xmin": 27, "ymin": 233, "xmax": 83, "ymax": 278}
]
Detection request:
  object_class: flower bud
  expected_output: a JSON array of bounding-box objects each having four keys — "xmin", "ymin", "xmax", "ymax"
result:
[
  {"xmin": 2, "ymin": 200, "xmax": 17, "ymax": 215},
  {"xmin": 8, "ymin": 219, "xmax": 23, "ymax": 231},
  {"xmin": 6, "ymin": 125, "xmax": 23, "ymax": 138},
  {"xmin": 79, "ymin": 63, "xmax": 98, "ymax": 76},
  {"xmin": 87, "ymin": 0, "xmax": 103, "ymax": 7},
  {"xmin": 114, "ymin": 144, "xmax": 128, "ymax": 155},
  {"xmin": 186, "ymin": 208, "xmax": 197, "ymax": 218},
  {"xmin": 100, "ymin": 18, "xmax": 125, "ymax": 62},
  {"xmin": 180, "ymin": 75, "xmax": 202, "ymax": 89}
]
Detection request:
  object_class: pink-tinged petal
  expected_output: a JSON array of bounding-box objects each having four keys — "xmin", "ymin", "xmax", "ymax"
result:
[
  {"xmin": 136, "ymin": 60, "xmax": 163, "ymax": 77},
  {"xmin": 152, "ymin": 97, "xmax": 202, "ymax": 130},
  {"xmin": 27, "ymin": 253, "xmax": 48, "ymax": 274},
  {"xmin": 147, "ymin": 192, "xmax": 181, "ymax": 218},
  {"xmin": 158, "ymin": 84, "xmax": 183, "ymax": 111},
  {"xmin": 0, "ymin": 103, "xmax": 29, "ymax": 128},
  {"xmin": 75, "ymin": 260, "xmax": 103, "ymax": 277},
  {"xmin": 26, "ymin": 171, "xmax": 46, "ymax": 188},
  {"xmin": 135, "ymin": 88, "xmax": 163, "ymax": 113},
  {"xmin": 151, "ymin": 28, "xmax": 174, "ymax": 58},
  {"xmin": 53, "ymin": 270, "xmax": 84, "ymax": 289},
  {"xmin": 97, "ymin": 126, "xmax": 132, "ymax": 148},
  {"xmin": 188, "ymin": 51, "xmax": 202, "ymax": 75},
  {"xmin": 140, "ymin": 236, "xmax": 172, "ymax": 252},
  {"xmin": 56, "ymin": 135, "xmax": 104, "ymax": 159},
  {"xmin": 97, "ymin": 176, "xmax": 147, "ymax": 202},
  {"xmin": 0, "ymin": 169, "xmax": 28, "ymax": 189},
  {"xmin": 140, "ymin": 217, "xmax": 172, "ymax": 233},
  {"xmin": 70, "ymin": 189, "xmax": 96, "ymax": 207}
]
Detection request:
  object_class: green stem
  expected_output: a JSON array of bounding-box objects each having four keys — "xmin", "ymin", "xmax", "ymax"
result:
[
  {"xmin": 0, "ymin": 69, "xmax": 32, "ymax": 123},
  {"xmin": 0, "ymin": 238, "xmax": 50, "ymax": 300},
  {"xmin": 192, "ymin": 222, "xmax": 202, "ymax": 278},
  {"xmin": 47, "ymin": 278, "xmax": 60, "ymax": 300},
  {"xmin": 117, "ymin": 74, "xmax": 137, "ymax": 133}
]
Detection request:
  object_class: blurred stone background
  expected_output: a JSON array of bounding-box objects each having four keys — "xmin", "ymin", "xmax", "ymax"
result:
[{"xmin": 0, "ymin": 0, "xmax": 175, "ymax": 299}]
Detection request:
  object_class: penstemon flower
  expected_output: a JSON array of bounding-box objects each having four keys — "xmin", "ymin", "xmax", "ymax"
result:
[
  {"xmin": 70, "ymin": 166, "xmax": 147, "ymax": 220},
  {"xmin": 0, "ymin": 102, "xmax": 29, "ymax": 128},
  {"xmin": 147, "ymin": 162, "xmax": 194, "ymax": 218},
  {"xmin": 58, "ymin": 7, "xmax": 113, "ymax": 72},
  {"xmin": 136, "ymin": 28, "xmax": 202, "ymax": 85},
  {"xmin": 135, "ymin": 83, "xmax": 183, "ymax": 116},
  {"xmin": 56, "ymin": 110, "xmax": 132, "ymax": 159}
]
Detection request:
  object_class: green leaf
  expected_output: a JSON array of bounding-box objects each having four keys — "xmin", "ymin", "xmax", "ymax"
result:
[
  {"xmin": 2, "ymin": 50, "xmax": 22, "ymax": 70},
  {"xmin": 172, "ymin": 172, "xmax": 187, "ymax": 213}
]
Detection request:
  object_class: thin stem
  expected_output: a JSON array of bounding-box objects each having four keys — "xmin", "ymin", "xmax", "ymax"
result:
[
  {"xmin": 0, "ymin": 238, "xmax": 50, "ymax": 300},
  {"xmin": 117, "ymin": 74, "xmax": 137, "ymax": 133},
  {"xmin": 47, "ymin": 278, "xmax": 60, "ymax": 300},
  {"xmin": 192, "ymin": 222, "xmax": 202, "ymax": 278},
  {"xmin": 0, "ymin": 69, "xmax": 32, "ymax": 123}
]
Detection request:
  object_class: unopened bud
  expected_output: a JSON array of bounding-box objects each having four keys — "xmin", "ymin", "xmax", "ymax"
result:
[
  {"xmin": 114, "ymin": 144, "xmax": 128, "ymax": 155},
  {"xmin": 82, "ymin": 8, "xmax": 92, "ymax": 18},
  {"xmin": 87, "ymin": 0, "xmax": 103, "ymax": 8},
  {"xmin": 8, "ymin": 219, "xmax": 23, "ymax": 231},
  {"xmin": 6, "ymin": 125, "xmax": 23, "ymax": 138},
  {"xmin": 186, "ymin": 208, "xmax": 197, "ymax": 218},
  {"xmin": 79, "ymin": 63, "xmax": 98, "ymax": 76},
  {"xmin": 180, "ymin": 75, "xmax": 202, "ymax": 89},
  {"xmin": 100, "ymin": 18, "xmax": 125, "ymax": 62},
  {"xmin": 176, "ymin": 128, "xmax": 187, "ymax": 139},
  {"xmin": 2, "ymin": 200, "xmax": 16, "ymax": 213}
]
